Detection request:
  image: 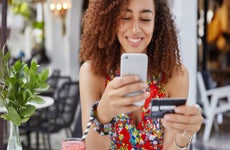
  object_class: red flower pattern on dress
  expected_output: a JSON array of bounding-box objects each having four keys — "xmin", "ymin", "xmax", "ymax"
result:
[{"xmin": 105, "ymin": 70, "xmax": 166, "ymax": 150}]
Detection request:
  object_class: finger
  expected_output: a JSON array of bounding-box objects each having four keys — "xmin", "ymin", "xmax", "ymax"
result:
[
  {"xmin": 116, "ymin": 105, "xmax": 141, "ymax": 114},
  {"xmin": 164, "ymin": 113, "xmax": 202, "ymax": 124},
  {"xmin": 175, "ymin": 105, "xmax": 202, "ymax": 115},
  {"xmin": 109, "ymin": 75, "xmax": 140, "ymax": 89},
  {"xmin": 163, "ymin": 122, "xmax": 187, "ymax": 135},
  {"xmin": 163, "ymin": 122, "xmax": 184, "ymax": 134},
  {"xmin": 113, "ymin": 92, "xmax": 149, "ymax": 106},
  {"xmin": 114, "ymin": 82, "xmax": 148, "ymax": 97},
  {"xmin": 162, "ymin": 113, "xmax": 203, "ymax": 132},
  {"xmin": 195, "ymin": 104, "xmax": 202, "ymax": 114},
  {"xmin": 162, "ymin": 118, "xmax": 199, "ymax": 133},
  {"xmin": 104, "ymin": 81, "xmax": 148, "ymax": 105}
]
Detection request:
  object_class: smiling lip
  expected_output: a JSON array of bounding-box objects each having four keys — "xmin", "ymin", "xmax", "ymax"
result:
[{"xmin": 127, "ymin": 37, "xmax": 143, "ymax": 46}]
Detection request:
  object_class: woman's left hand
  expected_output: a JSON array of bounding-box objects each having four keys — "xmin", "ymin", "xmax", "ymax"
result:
[{"xmin": 162, "ymin": 104, "xmax": 203, "ymax": 139}]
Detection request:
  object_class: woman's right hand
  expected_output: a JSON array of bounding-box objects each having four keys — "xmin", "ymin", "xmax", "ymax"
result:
[{"xmin": 96, "ymin": 75, "xmax": 150, "ymax": 124}]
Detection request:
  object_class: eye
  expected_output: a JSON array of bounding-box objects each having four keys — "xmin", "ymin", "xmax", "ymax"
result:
[
  {"xmin": 121, "ymin": 17, "xmax": 131, "ymax": 21},
  {"xmin": 141, "ymin": 18, "xmax": 151, "ymax": 22}
]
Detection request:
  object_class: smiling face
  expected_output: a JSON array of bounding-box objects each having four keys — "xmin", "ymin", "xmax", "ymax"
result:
[{"xmin": 117, "ymin": 0, "xmax": 155, "ymax": 54}]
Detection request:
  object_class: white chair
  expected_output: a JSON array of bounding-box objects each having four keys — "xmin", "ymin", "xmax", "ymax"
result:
[{"xmin": 197, "ymin": 72, "xmax": 230, "ymax": 141}]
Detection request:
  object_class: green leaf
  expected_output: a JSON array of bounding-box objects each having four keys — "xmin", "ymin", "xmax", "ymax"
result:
[
  {"xmin": 3, "ymin": 51, "xmax": 10, "ymax": 65},
  {"xmin": 1, "ymin": 114, "xmax": 9, "ymax": 120},
  {"xmin": 39, "ymin": 68, "xmax": 49, "ymax": 81},
  {"xmin": 7, "ymin": 107, "xmax": 22, "ymax": 126},
  {"xmin": 30, "ymin": 96, "xmax": 45, "ymax": 104},
  {"xmin": 35, "ymin": 82, "xmax": 50, "ymax": 92},
  {"xmin": 0, "ymin": 51, "xmax": 10, "ymax": 86},
  {"xmin": 2, "ymin": 90, "xmax": 8, "ymax": 100},
  {"xmin": 21, "ymin": 117, "xmax": 30, "ymax": 123},
  {"xmin": 30, "ymin": 60, "xmax": 38, "ymax": 73},
  {"xmin": 13, "ymin": 60, "xmax": 22, "ymax": 72},
  {"xmin": 0, "ymin": 96, "xmax": 5, "ymax": 107},
  {"xmin": 19, "ymin": 104, "xmax": 36, "ymax": 118}
]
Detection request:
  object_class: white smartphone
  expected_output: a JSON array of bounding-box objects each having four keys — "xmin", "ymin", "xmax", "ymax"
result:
[{"xmin": 120, "ymin": 53, "xmax": 148, "ymax": 106}]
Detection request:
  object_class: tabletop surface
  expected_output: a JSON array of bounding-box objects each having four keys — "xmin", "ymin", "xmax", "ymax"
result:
[
  {"xmin": 28, "ymin": 96, "xmax": 54, "ymax": 109},
  {"xmin": 0, "ymin": 96, "xmax": 54, "ymax": 113}
]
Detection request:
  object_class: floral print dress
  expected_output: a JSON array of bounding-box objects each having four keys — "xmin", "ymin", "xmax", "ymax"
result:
[{"xmin": 105, "ymin": 71, "xmax": 166, "ymax": 150}]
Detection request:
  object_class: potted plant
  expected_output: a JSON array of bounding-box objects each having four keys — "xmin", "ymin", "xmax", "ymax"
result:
[{"xmin": 0, "ymin": 47, "xmax": 50, "ymax": 150}]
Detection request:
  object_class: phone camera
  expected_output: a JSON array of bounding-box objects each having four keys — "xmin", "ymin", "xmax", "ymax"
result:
[{"xmin": 125, "ymin": 56, "xmax": 128, "ymax": 59}]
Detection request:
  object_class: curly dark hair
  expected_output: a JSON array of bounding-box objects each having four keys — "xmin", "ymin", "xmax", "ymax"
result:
[{"xmin": 80, "ymin": 0, "xmax": 181, "ymax": 82}]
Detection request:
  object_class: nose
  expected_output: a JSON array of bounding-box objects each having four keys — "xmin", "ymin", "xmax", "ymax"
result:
[{"xmin": 132, "ymin": 20, "xmax": 141, "ymax": 33}]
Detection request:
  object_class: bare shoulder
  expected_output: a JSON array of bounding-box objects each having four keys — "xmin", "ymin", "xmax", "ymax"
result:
[
  {"xmin": 80, "ymin": 61, "xmax": 103, "ymax": 84},
  {"xmin": 166, "ymin": 64, "xmax": 189, "ymax": 98},
  {"xmin": 172, "ymin": 64, "xmax": 189, "ymax": 79},
  {"xmin": 80, "ymin": 61, "xmax": 94, "ymax": 79},
  {"xmin": 79, "ymin": 61, "xmax": 104, "ymax": 98}
]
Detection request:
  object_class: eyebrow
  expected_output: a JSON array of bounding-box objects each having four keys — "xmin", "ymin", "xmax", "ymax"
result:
[{"xmin": 126, "ymin": 9, "xmax": 153, "ymax": 14}]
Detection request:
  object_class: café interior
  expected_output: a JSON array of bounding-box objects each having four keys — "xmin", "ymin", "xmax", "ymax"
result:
[{"xmin": 0, "ymin": 0, "xmax": 230, "ymax": 149}]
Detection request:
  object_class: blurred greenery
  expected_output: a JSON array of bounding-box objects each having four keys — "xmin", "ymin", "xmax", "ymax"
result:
[
  {"xmin": 9, "ymin": 0, "xmax": 45, "ymax": 30},
  {"xmin": 9, "ymin": 0, "xmax": 33, "ymax": 21},
  {"xmin": 32, "ymin": 21, "xmax": 45, "ymax": 30}
]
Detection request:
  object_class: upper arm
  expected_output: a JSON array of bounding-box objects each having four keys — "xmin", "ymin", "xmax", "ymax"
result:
[
  {"xmin": 79, "ymin": 61, "xmax": 103, "ymax": 131},
  {"xmin": 166, "ymin": 65, "xmax": 189, "ymax": 98},
  {"xmin": 79, "ymin": 62, "xmax": 110, "ymax": 149}
]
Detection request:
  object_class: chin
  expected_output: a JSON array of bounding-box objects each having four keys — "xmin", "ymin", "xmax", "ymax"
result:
[
  {"xmin": 122, "ymin": 49, "xmax": 146, "ymax": 54},
  {"xmin": 121, "ymin": 45, "xmax": 147, "ymax": 53}
]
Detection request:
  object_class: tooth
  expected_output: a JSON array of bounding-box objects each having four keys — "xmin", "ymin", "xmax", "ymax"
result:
[{"xmin": 129, "ymin": 38, "xmax": 141, "ymax": 43}]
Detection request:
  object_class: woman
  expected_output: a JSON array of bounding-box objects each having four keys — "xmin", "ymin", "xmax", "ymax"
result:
[{"xmin": 80, "ymin": 0, "xmax": 203, "ymax": 149}]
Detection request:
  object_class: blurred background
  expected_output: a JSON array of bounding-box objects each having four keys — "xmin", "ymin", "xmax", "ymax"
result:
[{"xmin": 1, "ymin": 0, "xmax": 230, "ymax": 149}]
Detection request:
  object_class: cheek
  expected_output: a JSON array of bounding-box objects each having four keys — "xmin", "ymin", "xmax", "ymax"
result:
[
  {"xmin": 146, "ymin": 26, "xmax": 154, "ymax": 39},
  {"xmin": 116, "ymin": 30, "xmax": 123, "ymax": 43},
  {"xmin": 117, "ymin": 25, "xmax": 128, "ymax": 42},
  {"xmin": 117, "ymin": 19, "xmax": 133, "ymax": 32},
  {"xmin": 117, "ymin": 23, "xmax": 128, "ymax": 35}
]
